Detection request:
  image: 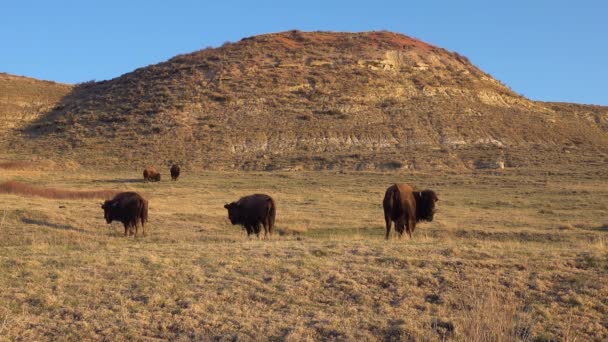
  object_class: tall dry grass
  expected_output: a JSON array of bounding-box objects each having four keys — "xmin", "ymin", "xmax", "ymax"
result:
[{"xmin": 456, "ymin": 280, "xmax": 534, "ymax": 342}]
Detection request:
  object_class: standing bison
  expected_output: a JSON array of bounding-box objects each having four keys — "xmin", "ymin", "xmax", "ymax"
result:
[
  {"xmin": 170, "ymin": 164, "xmax": 180, "ymax": 181},
  {"xmin": 224, "ymin": 194, "xmax": 276, "ymax": 238},
  {"xmin": 143, "ymin": 166, "xmax": 161, "ymax": 182},
  {"xmin": 101, "ymin": 192, "xmax": 148, "ymax": 237},
  {"xmin": 383, "ymin": 183, "xmax": 438, "ymax": 239}
]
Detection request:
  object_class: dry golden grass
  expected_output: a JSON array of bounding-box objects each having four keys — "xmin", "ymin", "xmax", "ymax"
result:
[{"xmin": 0, "ymin": 166, "xmax": 606, "ymax": 340}]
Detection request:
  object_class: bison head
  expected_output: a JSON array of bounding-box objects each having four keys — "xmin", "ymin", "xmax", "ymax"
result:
[
  {"xmin": 223, "ymin": 202, "xmax": 242, "ymax": 225},
  {"xmin": 414, "ymin": 190, "xmax": 439, "ymax": 222},
  {"xmin": 101, "ymin": 200, "xmax": 116, "ymax": 223}
]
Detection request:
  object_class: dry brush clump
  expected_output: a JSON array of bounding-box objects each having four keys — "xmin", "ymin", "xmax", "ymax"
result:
[
  {"xmin": 0, "ymin": 181, "xmax": 118, "ymax": 199},
  {"xmin": 455, "ymin": 281, "xmax": 534, "ymax": 341}
]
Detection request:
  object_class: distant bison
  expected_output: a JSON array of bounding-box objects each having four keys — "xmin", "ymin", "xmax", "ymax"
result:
[
  {"xmin": 170, "ymin": 164, "xmax": 180, "ymax": 181},
  {"xmin": 383, "ymin": 183, "xmax": 438, "ymax": 239},
  {"xmin": 224, "ymin": 194, "xmax": 276, "ymax": 238},
  {"xmin": 101, "ymin": 192, "xmax": 148, "ymax": 237},
  {"xmin": 143, "ymin": 166, "xmax": 161, "ymax": 182}
]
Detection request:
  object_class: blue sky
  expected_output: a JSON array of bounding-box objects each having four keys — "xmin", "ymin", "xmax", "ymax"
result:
[{"xmin": 2, "ymin": 0, "xmax": 606, "ymax": 105}]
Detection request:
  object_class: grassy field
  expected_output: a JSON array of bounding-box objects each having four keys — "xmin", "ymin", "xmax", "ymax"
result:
[{"xmin": 0, "ymin": 166, "xmax": 606, "ymax": 341}]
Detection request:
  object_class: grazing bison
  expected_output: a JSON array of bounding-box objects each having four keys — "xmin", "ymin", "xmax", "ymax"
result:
[
  {"xmin": 101, "ymin": 192, "xmax": 148, "ymax": 237},
  {"xmin": 383, "ymin": 183, "xmax": 438, "ymax": 239},
  {"xmin": 170, "ymin": 164, "xmax": 180, "ymax": 181},
  {"xmin": 224, "ymin": 194, "xmax": 276, "ymax": 238},
  {"xmin": 143, "ymin": 166, "xmax": 161, "ymax": 182}
]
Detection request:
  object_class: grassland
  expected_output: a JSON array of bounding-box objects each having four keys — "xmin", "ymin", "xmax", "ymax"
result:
[{"xmin": 0, "ymin": 165, "xmax": 606, "ymax": 341}]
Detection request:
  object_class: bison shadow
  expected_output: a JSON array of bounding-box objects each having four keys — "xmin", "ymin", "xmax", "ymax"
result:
[
  {"xmin": 21, "ymin": 217, "xmax": 93, "ymax": 235},
  {"xmin": 594, "ymin": 224, "xmax": 608, "ymax": 232}
]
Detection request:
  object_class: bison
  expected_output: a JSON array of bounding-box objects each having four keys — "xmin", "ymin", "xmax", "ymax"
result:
[
  {"xmin": 101, "ymin": 192, "xmax": 148, "ymax": 237},
  {"xmin": 383, "ymin": 183, "xmax": 438, "ymax": 239},
  {"xmin": 143, "ymin": 166, "xmax": 161, "ymax": 182},
  {"xmin": 224, "ymin": 194, "xmax": 276, "ymax": 238},
  {"xmin": 170, "ymin": 164, "xmax": 180, "ymax": 181}
]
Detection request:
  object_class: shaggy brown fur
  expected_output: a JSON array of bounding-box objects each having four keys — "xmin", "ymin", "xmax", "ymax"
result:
[
  {"xmin": 143, "ymin": 167, "xmax": 161, "ymax": 182},
  {"xmin": 101, "ymin": 192, "xmax": 148, "ymax": 237},
  {"xmin": 383, "ymin": 183, "xmax": 438, "ymax": 239},
  {"xmin": 170, "ymin": 164, "xmax": 180, "ymax": 181},
  {"xmin": 224, "ymin": 194, "xmax": 276, "ymax": 238}
]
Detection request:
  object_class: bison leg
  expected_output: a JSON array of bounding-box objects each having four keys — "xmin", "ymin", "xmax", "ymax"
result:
[
  {"xmin": 254, "ymin": 223, "xmax": 261, "ymax": 239},
  {"xmin": 385, "ymin": 215, "xmax": 392, "ymax": 240},
  {"xmin": 262, "ymin": 221, "xmax": 269, "ymax": 239},
  {"xmin": 123, "ymin": 223, "xmax": 129, "ymax": 237},
  {"xmin": 395, "ymin": 222, "xmax": 405, "ymax": 239},
  {"xmin": 406, "ymin": 217, "xmax": 415, "ymax": 239}
]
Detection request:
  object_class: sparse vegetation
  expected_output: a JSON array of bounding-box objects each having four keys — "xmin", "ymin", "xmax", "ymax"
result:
[{"xmin": 0, "ymin": 165, "xmax": 606, "ymax": 340}]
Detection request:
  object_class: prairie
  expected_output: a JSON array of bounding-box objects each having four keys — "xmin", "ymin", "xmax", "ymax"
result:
[{"xmin": 0, "ymin": 166, "xmax": 606, "ymax": 340}]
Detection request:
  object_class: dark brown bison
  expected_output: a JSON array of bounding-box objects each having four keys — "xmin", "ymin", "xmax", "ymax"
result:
[
  {"xmin": 170, "ymin": 164, "xmax": 180, "ymax": 181},
  {"xmin": 101, "ymin": 192, "xmax": 148, "ymax": 237},
  {"xmin": 224, "ymin": 194, "xmax": 276, "ymax": 238},
  {"xmin": 143, "ymin": 166, "xmax": 161, "ymax": 182},
  {"xmin": 383, "ymin": 183, "xmax": 438, "ymax": 239}
]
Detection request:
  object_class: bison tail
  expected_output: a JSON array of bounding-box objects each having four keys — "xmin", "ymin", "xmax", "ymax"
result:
[
  {"xmin": 384, "ymin": 184, "xmax": 401, "ymax": 217},
  {"xmin": 393, "ymin": 185, "xmax": 404, "ymax": 216},
  {"xmin": 268, "ymin": 198, "xmax": 276, "ymax": 234}
]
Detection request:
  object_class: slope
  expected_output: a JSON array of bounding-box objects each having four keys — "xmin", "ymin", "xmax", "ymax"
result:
[
  {"xmin": 10, "ymin": 31, "xmax": 608, "ymax": 170},
  {"xmin": 0, "ymin": 73, "xmax": 72, "ymax": 139}
]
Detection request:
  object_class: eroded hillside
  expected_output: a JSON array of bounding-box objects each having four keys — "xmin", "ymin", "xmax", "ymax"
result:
[{"xmin": 5, "ymin": 31, "xmax": 608, "ymax": 170}]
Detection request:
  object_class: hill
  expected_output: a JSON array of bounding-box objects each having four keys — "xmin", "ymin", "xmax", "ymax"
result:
[
  {"xmin": 5, "ymin": 31, "xmax": 608, "ymax": 170},
  {"xmin": 546, "ymin": 102, "xmax": 608, "ymax": 133},
  {"xmin": 0, "ymin": 73, "xmax": 71, "ymax": 141}
]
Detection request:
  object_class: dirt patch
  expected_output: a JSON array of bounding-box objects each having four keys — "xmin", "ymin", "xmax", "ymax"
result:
[
  {"xmin": 0, "ymin": 160, "xmax": 56, "ymax": 170},
  {"xmin": 0, "ymin": 181, "xmax": 118, "ymax": 199}
]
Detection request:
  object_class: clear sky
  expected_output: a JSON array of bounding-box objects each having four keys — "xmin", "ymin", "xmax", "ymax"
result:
[{"xmin": 2, "ymin": 0, "xmax": 607, "ymax": 105}]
